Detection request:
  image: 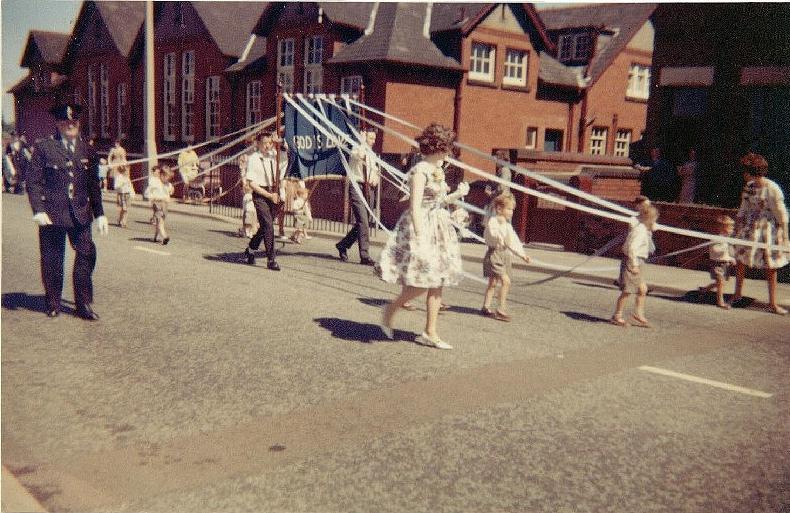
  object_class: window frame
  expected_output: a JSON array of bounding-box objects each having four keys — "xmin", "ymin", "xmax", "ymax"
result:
[
  {"xmin": 246, "ymin": 80, "xmax": 262, "ymax": 127},
  {"xmin": 544, "ymin": 128, "xmax": 564, "ymax": 152},
  {"xmin": 558, "ymin": 33, "xmax": 592, "ymax": 63},
  {"xmin": 163, "ymin": 52, "xmax": 177, "ymax": 141},
  {"xmin": 469, "ymin": 42, "xmax": 496, "ymax": 83},
  {"xmin": 589, "ymin": 127, "xmax": 608, "ymax": 155},
  {"xmin": 614, "ymin": 129, "xmax": 631, "ymax": 157},
  {"xmin": 87, "ymin": 65, "xmax": 97, "ymax": 138},
  {"xmin": 205, "ymin": 75, "xmax": 221, "ymax": 139},
  {"xmin": 503, "ymin": 48, "xmax": 528, "ymax": 87},
  {"xmin": 181, "ymin": 50, "xmax": 195, "ymax": 142},
  {"xmin": 277, "ymin": 38, "xmax": 295, "ymax": 93},
  {"xmin": 116, "ymin": 82, "xmax": 127, "ymax": 140},
  {"xmin": 340, "ymin": 75, "xmax": 363, "ymax": 97},
  {"xmin": 627, "ymin": 63, "xmax": 651, "ymax": 100},
  {"xmin": 525, "ymin": 126, "xmax": 538, "ymax": 149}
]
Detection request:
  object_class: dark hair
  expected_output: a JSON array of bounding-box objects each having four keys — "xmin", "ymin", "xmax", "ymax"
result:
[
  {"xmin": 740, "ymin": 152, "xmax": 768, "ymax": 177},
  {"xmin": 415, "ymin": 123, "xmax": 455, "ymax": 155},
  {"xmin": 255, "ymin": 131, "xmax": 274, "ymax": 143}
]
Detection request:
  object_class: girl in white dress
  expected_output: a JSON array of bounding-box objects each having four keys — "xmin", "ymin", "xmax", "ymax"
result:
[
  {"xmin": 731, "ymin": 153, "xmax": 789, "ymax": 314},
  {"xmin": 378, "ymin": 124, "xmax": 469, "ymax": 349}
]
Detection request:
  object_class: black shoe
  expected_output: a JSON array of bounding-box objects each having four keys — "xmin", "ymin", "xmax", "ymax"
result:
[
  {"xmin": 75, "ymin": 304, "xmax": 100, "ymax": 321},
  {"xmin": 244, "ymin": 248, "xmax": 256, "ymax": 265},
  {"xmin": 335, "ymin": 243, "xmax": 348, "ymax": 262},
  {"xmin": 163, "ymin": 237, "xmax": 170, "ymax": 245},
  {"xmin": 46, "ymin": 308, "xmax": 60, "ymax": 318},
  {"xmin": 360, "ymin": 257, "xmax": 376, "ymax": 266},
  {"xmin": 267, "ymin": 260, "xmax": 281, "ymax": 271}
]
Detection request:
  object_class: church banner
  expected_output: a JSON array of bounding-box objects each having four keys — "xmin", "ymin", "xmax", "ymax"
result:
[{"xmin": 283, "ymin": 99, "xmax": 357, "ymax": 179}]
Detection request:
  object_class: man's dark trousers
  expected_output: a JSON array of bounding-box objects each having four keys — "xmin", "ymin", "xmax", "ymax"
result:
[
  {"xmin": 39, "ymin": 220, "xmax": 96, "ymax": 312},
  {"xmin": 337, "ymin": 185, "xmax": 371, "ymax": 259},
  {"xmin": 249, "ymin": 193, "xmax": 277, "ymax": 262}
]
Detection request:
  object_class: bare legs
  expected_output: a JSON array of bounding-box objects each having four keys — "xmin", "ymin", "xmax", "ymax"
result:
[
  {"xmin": 612, "ymin": 283, "xmax": 648, "ymax": 325},
  {"xmin": 383, "ymin": 285, "xmax": 444, "ymax": 339},
  {"xmin": 154, "ymin": 218, "xmax": 168, "ymax": 244},
  {"xmin": 482, "ymin": 274, "xmax": 511, "ymax": 315},
  {"xmin": 731, "ymin": 261, "xmax": 786, "ymax": 314}
]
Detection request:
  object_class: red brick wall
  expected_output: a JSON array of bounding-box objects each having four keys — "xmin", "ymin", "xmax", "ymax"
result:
[
  {"xmin": 14, "ymin": 93, "xmax": 58, "ymax": 143},
  {"xmin": 589, "ymin": 177, "xmax": 642, "ymax": 202}
]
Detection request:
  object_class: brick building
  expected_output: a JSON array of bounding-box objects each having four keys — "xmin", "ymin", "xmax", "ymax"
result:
[
  {"xmin": 13, "ymin": 2, "xmax": 655, "ymax": 174},
  {"xmin": 8, "ymin": 30, "xmax": 70, "ymax": 142},
  {"xmin": 647, "ymin": 3, "xmax": 790, "ymax": 207}
]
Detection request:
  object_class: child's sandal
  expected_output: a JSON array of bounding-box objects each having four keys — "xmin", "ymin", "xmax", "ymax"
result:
[
  {"xmin": 609, "ymin": 317, "xmax": 627, "ymax": 327},
  {"xmin": 630, "ymin": 314, "xmax": 652, "ymax": 328},
  {"xmin": 493, "ymin": 310, "xmax": 512, "ymax": 322}
]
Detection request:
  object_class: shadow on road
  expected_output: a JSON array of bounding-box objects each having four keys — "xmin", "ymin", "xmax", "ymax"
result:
[
  {"xmin": 288, "ymin": 250, "xmax": 348, "ymax": 263},
  {"xmin": 561, "ymin": 311, "xmax": 611, "ymax": 324},
  {"xmin": 2, "ymin": 292, "xmax": 75, "ymax": 315},
  {"xmin": 314, "ymin": 317, "xmax": 389, "ymax": 343},
  {"xmin": 207, "ymin": 229, "xmax": 245, "ymax": 239},
  {"xmin": 129, "ymin": 236, "xmax": 159, "ymax": 244}
]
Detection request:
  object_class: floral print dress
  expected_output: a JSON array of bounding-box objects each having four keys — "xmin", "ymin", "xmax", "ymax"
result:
[
  {"xmin": 734, "ymin": 178, "xmax": 789, "ymax": 269},
  {"xmin": 377, "ymin": 161, "xmax": 464, "ymax": 288}
]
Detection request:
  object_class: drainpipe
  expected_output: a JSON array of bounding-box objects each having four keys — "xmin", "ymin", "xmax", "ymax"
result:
[{"xmin": 577, "ymin": 89, "xmax": 588, "ymax": 153}]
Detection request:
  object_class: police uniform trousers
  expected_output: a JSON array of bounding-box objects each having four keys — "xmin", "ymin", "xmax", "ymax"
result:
[
  {"xmin": 337, "ymin": 184, "xmax": 372, "ymax": 259},
  {"xmin": 39, "ymin": 212, "xmax": 97, "ymax": 311},
  {"xmin": 249, "ymin": 192, "xmax": 277, "ymax": 262}
]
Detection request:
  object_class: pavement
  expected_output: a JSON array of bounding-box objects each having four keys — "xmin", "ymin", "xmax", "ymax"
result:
[
  {"xmin": 2, "ymin": 192, "xmax": 788, "ymax": 512},
  {"xmin": 100, "ymin": 189, "xmax": 789, "ymax": 308}
]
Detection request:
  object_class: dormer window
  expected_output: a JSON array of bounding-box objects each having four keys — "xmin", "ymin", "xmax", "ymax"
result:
[{"xmin": 558, "ymin": 33, "xmax": 592, "ymax": 63}]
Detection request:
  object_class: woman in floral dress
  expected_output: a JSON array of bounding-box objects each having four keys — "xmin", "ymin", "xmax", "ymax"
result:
[
  {"xmin": 731, "ymin": 153, "xmax": 789, "ymax": 314},
  {"xmin": 378, "ymin": 123, "xmax": 469, "ymax": 349}
]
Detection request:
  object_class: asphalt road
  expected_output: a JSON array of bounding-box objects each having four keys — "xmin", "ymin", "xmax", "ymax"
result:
[{"xmin": 2, "ymin": 193, "xmax": 788, "ymax": 513}]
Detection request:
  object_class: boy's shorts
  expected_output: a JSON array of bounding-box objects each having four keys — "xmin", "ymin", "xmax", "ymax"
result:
[
  {"xmin": 709, "ymin": 261, "xmax": 732, "ymax": 281},
  {"xmin": 618, "ymin": 257, "xmax": 646, "ymax": 293},
  {"xmin": 152, "ymin": 200, "xmax": 168, "ymax": 220},
  {"xmin": 117, "ymin": 193, "xmax": 131, "ymax": 210}
]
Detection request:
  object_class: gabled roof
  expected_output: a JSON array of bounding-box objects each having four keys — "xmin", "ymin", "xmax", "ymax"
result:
[
  {"xmin": 429, "ymin": 3, "xmax": 490, "ymax": 32},
  {"xmin": 192, "ymin": 2, "xmax": 270, "ymax": 57},
  {"xmin": 225, "ymin": 35, "xmax": 268, "ymax": 73},
  {"xmin": 538, "ymin": 51, "xmax": 587, "ymax": 89},
  {"xmin": 20, "ymin": 31, "xmax": 70, "ymax": 68},
  {"xmin": 539, "ymin": 3, "xmax": 656, "ymax": 87},
  {"xmin": 7, "ymin": 72, "xmax": 68, "ymax": 94},
  {"xmin": 320, "ymin": 2, "xmax": 375, "ymax": 30},
  {"xmin": 94, "ymin": 1, "xmax": 145, "ymax": 57},
  {"xmin": 328, "ymin": 3, "xmax": 462, "ymax": 70}
]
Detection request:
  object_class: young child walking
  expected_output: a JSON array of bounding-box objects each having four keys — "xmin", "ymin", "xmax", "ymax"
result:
[
  {"xmin": 145, "ymin": 165, "xmax": 174, "ymax": 245},
  {"xmin": 290, "ymin": 183, "xmax": 312, "ymax": 243},
  {"xmin": 699, "ymin": 214, "xmax": 736, "ymax": 309},
  {"xmin": 481, "ymin": 194, "xmax": 531, "ymax": 322},
  {"xmin": 113, "ymin": 164, "xmax": 134, "ymax": 228},
  {"xmin": 611, "ymin": 204, "xmax": 659, "ymax": 327}
]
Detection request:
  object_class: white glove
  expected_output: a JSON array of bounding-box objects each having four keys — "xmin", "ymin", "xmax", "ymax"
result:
[
  {"xmin": 456, "ymin": 182, "xmax": 470, "ymax": 196},
  {"xmin": 95, "ymin": 215, "xmax": 109, "ymax": 236},
  {"xmin": 32, "ymin": 212, "xmax": 53, "ymax": 226}
]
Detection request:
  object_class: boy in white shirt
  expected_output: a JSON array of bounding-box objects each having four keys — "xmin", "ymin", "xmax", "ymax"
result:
[
  {"xmin": 481, "ymin": 194, "xmax": 531, "ymax": 322},
  {"xmin": 612, "ymin": 204, "xmax": 658, "ymax": 327},
  {"xmin": 699, "ymin": 214, "xmax": 736, "ymax": 309}
]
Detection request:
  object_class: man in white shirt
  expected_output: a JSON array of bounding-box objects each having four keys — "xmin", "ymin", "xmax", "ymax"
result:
[
  {"xmin": 242, "ymin": 132, "xmax": 281, "ymax": 271},
  {"xmin": 335, "ymin": 128, "xmax": 379, "ymax": 265}
]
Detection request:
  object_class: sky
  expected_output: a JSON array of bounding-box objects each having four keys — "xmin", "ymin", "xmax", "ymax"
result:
[{"xmin": 0, "ymin": 0, "xmax": 584, "ymax": 125}]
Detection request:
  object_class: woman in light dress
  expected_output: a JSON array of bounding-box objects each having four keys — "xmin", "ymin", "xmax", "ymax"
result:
[
  {"xmin": 378, "ymin": 123, "xmax": 469, "ymax": 349},
  {"xmin": 731, "ymin": 153, "xmax": 789, "ymax": 314}
]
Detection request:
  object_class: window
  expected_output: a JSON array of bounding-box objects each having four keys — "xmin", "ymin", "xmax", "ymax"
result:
[
  {"xmin": 304, "ymin": 36, "xmax": 323, "ymax": 94},
  {"xmin": 525, "ymin": 127, "xmax": 538, "ymax": 149},
  {"xmin": 503, "ymin": 49, "xmax": 528, "ymax": 87},
  {"xmin": 163, "ymin": 52, "xmax": 177, "ymax": 141},
  {"xmin": 589, "ymin": 127, "xmax": 608, "ymax": 155},
  {"xmin": 304, "ymin": 36, "xmax": 323, "ymax": 65},
  {"xmin": 116, "ymin": 82, "xmax": 127, "ymax": 140},
  {"xmin": 558, "ymin": 33, "xmax": 591, "ymax": 63},
  {"xmin": 544, "ymin": 129, "xmax": 564, "ymax": 152},
  {"xmin": 470, "ymin": 42, "xmax": 495, "ymax": 82},
  {"xmin": 278, "ymin": 38, "xmax": 294, "ymax": 94},
  {"xmin": 627, "ymin": 64, "xmax": 651, "ymax": 100},
  {"xmin": 181, "ymin": 50, "xmax": 195, "ymax": 141},
  {"xmin": 99, "ymin": 64, "xmax": 109, "ymax": 138},
  {"xmin": 614, "ymin": 129, "xmax": 631, "ymax": 157},
  {"xmin": 672, "ymin": 88, "xmax": 708, "ymax": 118},
  {"xmin": 87, "ymin": 65, "xmax": 96, "ymax": 137},
  {"xmin": 205, "ymin": 76, "xmax": 221, "ymax": 138},
  {"xmin": 246, "ymin": 81, "xmax": 261, "ymax": 126},
  {"xmin": 340, "ymin": 75, "xmax": 363, "ymax": 96}
]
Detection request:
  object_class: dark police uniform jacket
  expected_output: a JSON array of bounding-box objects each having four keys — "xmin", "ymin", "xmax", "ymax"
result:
[{"xmin": 27, "ymin": 134, "xmax": 104, "ymax": 228}]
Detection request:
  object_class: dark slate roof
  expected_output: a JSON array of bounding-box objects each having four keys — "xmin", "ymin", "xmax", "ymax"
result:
[
  {"xmin": 192, "ymin": 2, "xmax": 270, "ymax": 57},
  {"xmin": 328, "ymin": 3, "xmax": 462, "ymax": 70},
  {"xmin": 429, "ymin": 3, "xmax": 490, "ymax": 32},
  {"xmin": 225, "ymin": 35, "xmax": 267, "ymax": 72},
  {"xmin": 538, "ymin": 51, "xmax": 587, "ymax": 88},
  {"xmin": 94, "ymin": 1, "xmax": 145, "ymax": 57},
  {"xmin": 21, "ymin": 31, "xmax": 70, "ymax": 67},
  {"xmin": 320, "ymin": 2, "xmax": 375, "ymax": 30},
  {"xmin": 539, "ymin": 3, "xmax": 656, "ymax": 86}
]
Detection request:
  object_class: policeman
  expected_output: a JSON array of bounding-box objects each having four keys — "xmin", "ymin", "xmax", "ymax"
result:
[
  {"xmin": 242, "ymin": 131, "xmax": 281, "ymax": 271},
  {"xmin": 26, "ymin": 102, "xmax": 109, "ymax": 319}
]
